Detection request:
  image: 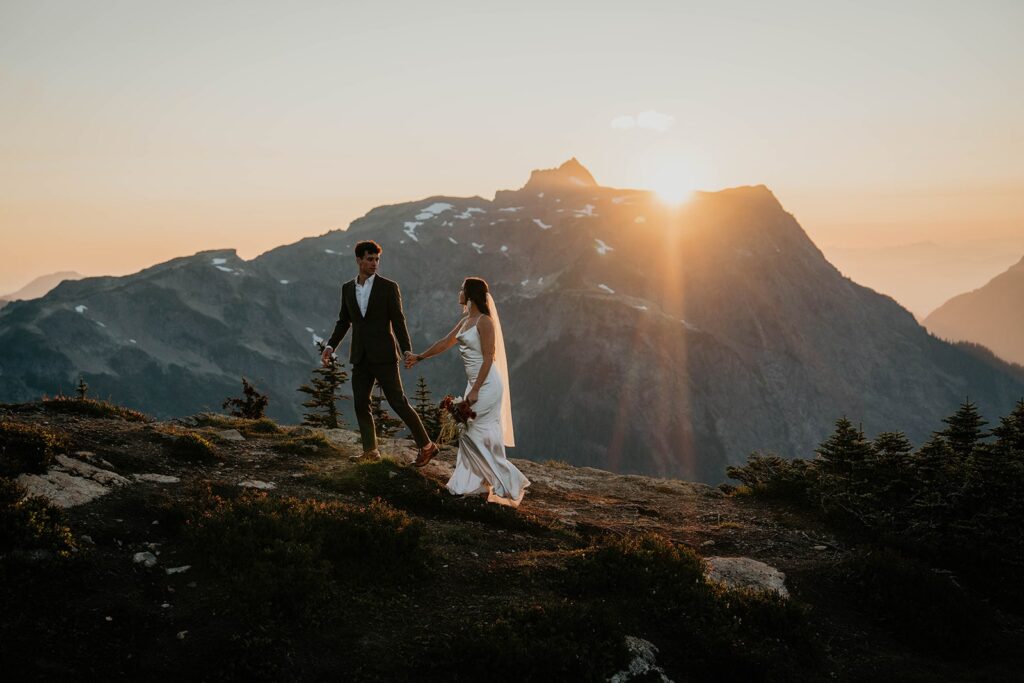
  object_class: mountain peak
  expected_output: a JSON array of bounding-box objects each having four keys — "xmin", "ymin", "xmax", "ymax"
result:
[
  {"xmin": 521, "ymin": 158, "xmax": 599, "ymax": 191},
  {"xmin": 2, "ymin": 270, "xmax": 85, "ymax": 301}
]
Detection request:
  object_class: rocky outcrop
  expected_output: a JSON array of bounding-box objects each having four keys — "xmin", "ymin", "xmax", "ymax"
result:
[{"xmin": 17, "ymin": 454, "xmax": 131, "ymax": 508}]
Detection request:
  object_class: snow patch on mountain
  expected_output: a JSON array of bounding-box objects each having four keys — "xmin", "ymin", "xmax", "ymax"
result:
[{"xmin": 403, "ymin": 221, "xmax": 423, "ymax": 242}]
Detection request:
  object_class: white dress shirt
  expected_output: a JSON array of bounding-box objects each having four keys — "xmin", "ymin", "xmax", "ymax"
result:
[{"xmin": 355, "ymin": 274, "xmax": 375, "ymax": 317}]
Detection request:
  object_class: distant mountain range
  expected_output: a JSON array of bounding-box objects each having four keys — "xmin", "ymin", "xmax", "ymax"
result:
[
  {"xmin": 924, "ymin": 256, "xmax": 1024, "ymax": 366},
  {"xmin": 0, "ymin": 271, "xmax": 85, "ymax": 309},
  {"xmin": 2, "ymin": 159, "xmax": 1022, "ymax": 482},
  {"xmin": 823, "ymin": 241, "xmax": 1024, "ymax": 319}
]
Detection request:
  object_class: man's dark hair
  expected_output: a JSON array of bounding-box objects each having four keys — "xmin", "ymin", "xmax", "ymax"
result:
[{"xmin": 354, "ymin": 240, "xmax": 382, "ymax": 258}]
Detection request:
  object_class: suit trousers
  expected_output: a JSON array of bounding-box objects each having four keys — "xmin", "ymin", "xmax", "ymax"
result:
[{"xmin": 351, "ymin": 359, "xmax": 430, "ymax": 453}]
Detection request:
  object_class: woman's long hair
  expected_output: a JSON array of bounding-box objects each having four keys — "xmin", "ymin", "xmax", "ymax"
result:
[{"xmin": 463, "ymin": 277, "xmax": 491, "ymax": 315}]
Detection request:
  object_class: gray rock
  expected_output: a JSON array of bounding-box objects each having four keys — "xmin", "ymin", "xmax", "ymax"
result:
[
  {"xmin": 238, "ymin": 479, "xmax": 276, "ymax": 490},
  {"xmin": 17, "ymin": 470, "xmax": 116, "ymax": 508},
  {"xmin": 321, "ymin": 428, "xmax": 361, "ymax": 446},
  {"xmin": 214, "ymin": 428, "xmax": 245, "ymax": 441},
  {"xmin": 74, "ymin": 450, "xmax": 114, "ymax": 469},
  {"xmin": 55, "ymin": 455, "xmax": 130, "ymax": 487},
  {"xmin": 165, "ymin": 565, "xmax": 191, "ymax": 575},
  {"xmin": 133, "ymin": 473, "xmax": 181, "ymax": 484},
  {"xmin": 609, "ymin": 636, "xmax": 673, "ymax": 682},
  {"xmin": 704, "ymin": 556, "xmax": 789, "ymax": 598},
  {"xmin": 133, "ymin": 551, "xmax": 158, "ymax": 567}
]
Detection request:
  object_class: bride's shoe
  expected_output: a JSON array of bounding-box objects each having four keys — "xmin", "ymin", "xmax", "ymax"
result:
[{"xmin": 413, "ymin": 442, "xmax": 439, "ymax": 467}]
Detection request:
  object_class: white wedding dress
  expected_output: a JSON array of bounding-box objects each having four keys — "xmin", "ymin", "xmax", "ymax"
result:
[{"xmin": 446, "ymin": 322, "xmax": 530, "ymax": 507}]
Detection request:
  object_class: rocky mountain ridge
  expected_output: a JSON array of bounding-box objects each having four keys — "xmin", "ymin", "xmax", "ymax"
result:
[{"xmin": 1, "ymin": 159, "xmax": 1023, "ymax": 482}]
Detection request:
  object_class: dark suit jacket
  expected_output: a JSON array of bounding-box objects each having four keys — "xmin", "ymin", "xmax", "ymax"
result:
[{"xmin": 326, "ymin": 275, "xmax": 412, "ymax": 365}]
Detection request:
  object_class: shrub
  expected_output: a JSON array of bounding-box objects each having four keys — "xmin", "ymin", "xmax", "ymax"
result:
[
  {"xmin": 0, "ymin": 478, "xmax": 77, "ymax": 557},
  {"xmin": 192, "ymin": 412, "xmax": 243, "ymax": 430},
  {"xmin": 274, "ymin": 432, "xmax": 338, "ymax": 457},
  {"xmin": 113, "ymin": 480, "xmax": 227, "ymax": 539},
  {"xmin": 430, "ymin": 601, "xmax": 630, "ymax": 682},
  {"xmin": 166, "ymin": 431, "xmax": 220, "ymax": 462},
  {"xmin": 837, "ymin": 548, "xmax": 994, "ymax": 657},
  {"xmin": 42, "ymin": 395, "xmax": 148, "ymax": 422},
  {"xmin": 245, "ymin": 417, "xmax": 284, "ymax": 435},
  {"xmin": 193, "ymin": 413, "xmax": 284, "ymax": 437},
  {"xmin": 222, "ymin": 377, "xmax": 269, "ymax": 419},
  {"xmin": 185, "ymin": 493, "xmax": 424, "ymax": 624},
  {"xmin": 542, "ymin": 459, "xmax": 573, "ymax": 469},
  {"xmin": 314, "ymin": 458, "xmax": 550, "ymax": 534},
  {"xmin": 725, "ymin": 452, "xmax": 815, "ymax": 503},
  {"xmin": 564, "ymin": 532, "xmax": 822, "ymax": 681},
  {"xmin": 0, "ymin": 421, "xmax": 65, "ymax": 476},
  {"xmin": 567, "ymin": 532, "xmax": 708, "ymax": 604}
]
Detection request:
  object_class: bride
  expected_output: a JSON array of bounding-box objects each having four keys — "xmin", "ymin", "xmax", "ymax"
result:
[{"xmin": 404, "ymin": 277, "xmax": 530, "ymax": 507}]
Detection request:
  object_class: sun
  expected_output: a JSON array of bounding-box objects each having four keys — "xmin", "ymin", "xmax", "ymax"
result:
[{"xmin": 645, "ymin": 164, "xmax": 699, "ymax": 205}]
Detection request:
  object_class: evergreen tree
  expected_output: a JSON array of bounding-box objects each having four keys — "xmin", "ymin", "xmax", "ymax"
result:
[
  {"xmin": 370, "ymin": 385, "xmax": 403, "ymax": 440},
  {"xmin": 814, "ymin": 417, "xmax": 875, "ymax": 522},
  {"xmin": 75, "ymin": 376, "xmax": 89, "ymax": 400},
  {"xmin": 991, "ymin": 398, "xmax": 1024, "ymax": 456},
  {"xmin": 940, "ymin": 398, "xmax": 988, "ymax": 460},
  {"xmin": 907, "ymin": 433, "xmax": 959, "ymax": 538},
  {"xmin": 872, "ymin": 431, "xmax": 914, "ymax": 460},
  {"xmin": 868, "ymin": 431, "xmax": 915, "ymax": 518},
  {"xmin": 962, "ymin": 399, "xmax": 1024, "ymax": 543},
  {"xmin": 413, "ymin": 376, "xmax": 441, "ymax": 441},
  {"xmin": 816, "ymin": 417, "xmax": 873, "ymax": 480},
  {"xmin": 297, "ymin": 342, "xmax": 349, "ymax": 428},
  {"xmin": 222, "ymin": 377, "xmax": 269, "ymax": 419}
]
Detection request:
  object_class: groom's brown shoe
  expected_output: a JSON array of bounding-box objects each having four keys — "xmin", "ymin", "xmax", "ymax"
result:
[{"xmin": 413, "ymin": 442, "xmax": 439, "ymax": 468}]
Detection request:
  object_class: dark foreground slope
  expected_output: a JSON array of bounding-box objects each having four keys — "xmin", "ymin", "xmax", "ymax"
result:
[{"xmin": 2, "ymin": 403, "xmax": 1022, "ymax": 681}]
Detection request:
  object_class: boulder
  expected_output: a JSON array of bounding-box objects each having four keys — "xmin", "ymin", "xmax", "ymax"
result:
[
  {"xmin": 609, "ymin": 636, "xmax": 673, "ymax": 682},
  {"xmin": 17, "ymin": 456, "xmax": 130, "ymax": 508},
  {"xmin": 133, "ymin": 551, "xmax": 158, "ymax": 568},
  {"xmin": 704, "ymin": 556, "xmax": 789, "ymax": 598}
]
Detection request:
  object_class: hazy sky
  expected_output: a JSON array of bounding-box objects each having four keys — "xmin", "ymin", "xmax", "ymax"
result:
[{"xmin": 2, "ymin": 0, "xmax": 1022, "ymax": 293}]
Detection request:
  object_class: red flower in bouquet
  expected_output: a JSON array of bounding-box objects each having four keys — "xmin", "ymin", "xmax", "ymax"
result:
[{"xmin": 440, "ymin": 394, "xmax": 476, "ymax": 424}]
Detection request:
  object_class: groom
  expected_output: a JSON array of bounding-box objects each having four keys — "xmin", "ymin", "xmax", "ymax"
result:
[{"xmin": 321, "ymin": 240, "xmax": 439, "ymax": 466}]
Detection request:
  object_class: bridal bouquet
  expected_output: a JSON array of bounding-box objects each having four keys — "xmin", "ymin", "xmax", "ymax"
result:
[
  {"xmin": 436, "ymin": 395, "xmax": 475, "ymax": 445},
  {"xmin": 440, "ymin": 395, "xmax": 476, "ymax": 423}
]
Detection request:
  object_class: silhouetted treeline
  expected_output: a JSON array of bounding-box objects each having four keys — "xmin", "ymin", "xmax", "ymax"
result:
[{"xmin": 728, "ymin": 398, "xmax": 1024, "ymax": 607}]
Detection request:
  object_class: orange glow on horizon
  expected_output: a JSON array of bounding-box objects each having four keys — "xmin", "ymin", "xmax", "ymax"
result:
[{"xmin": 643, "ymin": 162, "xmax": 701, "ymax": 206}]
